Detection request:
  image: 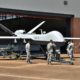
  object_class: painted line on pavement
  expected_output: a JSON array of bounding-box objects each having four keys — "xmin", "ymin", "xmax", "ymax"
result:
[{"xmin": 0, "ymin": 73, "xmax": 68, "ymax": 80}]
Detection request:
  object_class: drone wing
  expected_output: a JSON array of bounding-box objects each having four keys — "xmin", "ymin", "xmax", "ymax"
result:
[
  {"xmin": 64, "ymin": 37, "xmax": 80, "ymax": 40},
  {"xmin": 27, "ymin": 21, "xmax": 45, "ymax": 34}
]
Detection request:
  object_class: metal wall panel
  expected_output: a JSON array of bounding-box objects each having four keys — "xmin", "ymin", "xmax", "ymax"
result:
[{"xmin": 71, "ymin": 18, "xmax": 80, "ymax": 53}]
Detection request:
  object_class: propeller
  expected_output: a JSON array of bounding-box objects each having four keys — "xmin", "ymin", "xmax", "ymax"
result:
[{"xmin": 0, "ymin": 23, "xmax": 14, "ymax": 35}]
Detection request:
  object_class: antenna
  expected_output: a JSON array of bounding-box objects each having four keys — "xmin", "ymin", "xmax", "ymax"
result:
[{"xmin": 39, "ymin": 29, "xmax": 43, "ymax": 34}]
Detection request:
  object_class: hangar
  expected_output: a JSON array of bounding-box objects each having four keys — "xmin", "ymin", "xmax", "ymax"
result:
[
  {"xmin": 0, "ymin": 0, "xmax": 80, "ymax": 54},
  {"xmin": 0, "ymin": 8, "xmax": 73, "ymax": 36},
  {"xmin": 0, "ymin": 8, "xmax": 74, "ymax": 53}
]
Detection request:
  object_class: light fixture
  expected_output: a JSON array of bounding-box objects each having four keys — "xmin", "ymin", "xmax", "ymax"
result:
[{"xmin": 63, "ymin": 0, "xmax": 68, "ymax": 5}]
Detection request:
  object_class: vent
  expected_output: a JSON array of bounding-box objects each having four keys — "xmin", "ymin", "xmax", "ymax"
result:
[{"xmin": 63, "ymin": 0, "xmax": 68, "ymax": 5}]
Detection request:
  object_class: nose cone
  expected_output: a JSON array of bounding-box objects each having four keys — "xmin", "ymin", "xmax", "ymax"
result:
[
  {"xmin": 53, "ymin": 31, "xmax": 65, "ymax": 42},
  {"xmin": 47, "ymin": 31, "xmax": 65, "ymax": 42}
]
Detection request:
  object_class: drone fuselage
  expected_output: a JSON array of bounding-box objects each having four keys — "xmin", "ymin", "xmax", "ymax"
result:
[{"xmin": 15, "ymin": 30, "xmax": 65, "ymax": 42}]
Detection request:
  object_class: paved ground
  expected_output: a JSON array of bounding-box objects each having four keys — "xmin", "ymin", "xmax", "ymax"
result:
[{"xmin": 0, "ymin": 54, "xmax": 80, "ymax": 80}]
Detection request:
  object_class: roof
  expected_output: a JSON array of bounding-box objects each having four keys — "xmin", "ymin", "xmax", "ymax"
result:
[{"xmin": 0, "ymin": 8, "xmax": 74, "ymax": 18}]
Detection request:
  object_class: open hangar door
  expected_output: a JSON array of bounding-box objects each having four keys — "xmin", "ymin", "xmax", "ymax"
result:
[
  {"xmin": 0, "ymin": 17, "xmax": 72, "ymax": 53},
  {"xmin": 0, "ymin": 8, "xmax": 74, "ymax": 54}
]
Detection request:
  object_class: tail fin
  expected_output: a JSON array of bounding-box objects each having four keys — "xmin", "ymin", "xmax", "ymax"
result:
[
  {"xmin": 27, "ymin": 21, "xmax": 45, "ymax": 34},
  {"xmin": 0, "ymin": 24, "xmax": 14, "ymax": 35}
]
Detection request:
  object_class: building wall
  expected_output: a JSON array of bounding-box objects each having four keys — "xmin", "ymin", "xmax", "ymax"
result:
[
  {"xmin": 71, "ymin": 18, "xmax": 80, "ymax": 53},
  {"xmin": 0, "ymin": 0, "xmax": 80, "ymax": 17}
]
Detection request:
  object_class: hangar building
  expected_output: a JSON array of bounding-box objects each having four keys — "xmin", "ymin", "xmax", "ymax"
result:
[{"xmin": 0, "ymin": 0, "xmax": 80, "ymax": 53}]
